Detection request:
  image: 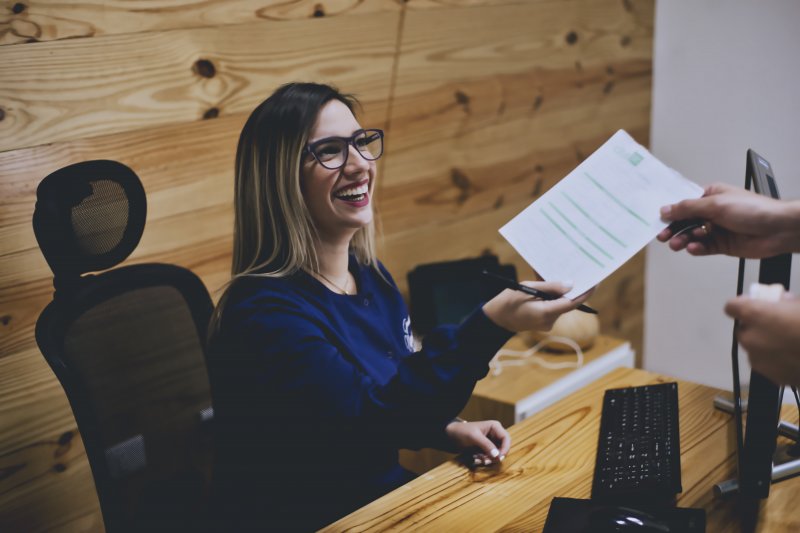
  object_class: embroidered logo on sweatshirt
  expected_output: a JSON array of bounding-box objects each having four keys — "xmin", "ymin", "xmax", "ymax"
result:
[{"xmin": 402, "ymin": 316, "xmax": 415, "ymax": 352}]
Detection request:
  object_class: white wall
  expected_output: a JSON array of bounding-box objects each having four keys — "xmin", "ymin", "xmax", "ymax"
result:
[{"xmin": 646, "ymin": 1, "xmax": 800, "ymax": 390}]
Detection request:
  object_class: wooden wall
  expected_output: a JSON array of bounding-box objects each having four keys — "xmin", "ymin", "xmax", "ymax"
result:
[{"xmin": 0, "ymin": 1, "xmax": 654, "ymax": 530}]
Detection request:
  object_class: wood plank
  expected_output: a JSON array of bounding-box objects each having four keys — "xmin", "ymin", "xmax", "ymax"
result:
[
  {"xmin": 0, "ymin": 348, "xmax": 101, "ymax": 533},
  {"xmin": 0, "ymin": 0, "xmax": 399, "ymax": 46},
  {"xmin": 391, "ymin": 0, "xmax": 652, "ymax": 98},
  {"xmin": 0, "ymin": 10, "xmax": 399, "ymax": 151},
  {"xmin": 0, "ymin": 347, "xmax": 77, "ymax": 455},
  {"xmin": 0, "ymin": 424, "xmax": 102, "ymax": 533},
  {"xmin": 380, "ymin": 0, "xmax": 653, "ymax": 220},
  {"xmin": 0, "ymin": 452, "xmax": 101, "ymax": 533}
]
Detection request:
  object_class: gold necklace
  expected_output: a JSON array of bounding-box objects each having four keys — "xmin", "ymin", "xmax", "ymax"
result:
[{"xmin": 316, "ymin": 271, "xmax": 352, "ymax": 295}]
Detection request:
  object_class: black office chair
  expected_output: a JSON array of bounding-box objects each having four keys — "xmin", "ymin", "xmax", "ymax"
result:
[{"xmin": 32, "ymin": 160, "xmax": 215, "ymax": 532}]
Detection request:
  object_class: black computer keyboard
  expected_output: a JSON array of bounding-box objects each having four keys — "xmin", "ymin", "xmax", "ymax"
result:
[{"xmin": 591, "ymin": 382, "xmax": 682, "ymax": 503}]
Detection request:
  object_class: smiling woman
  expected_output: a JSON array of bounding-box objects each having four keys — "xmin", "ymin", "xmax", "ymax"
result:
[
  {"xmin": 206, "ymin": 82, "xmax": 589, "ymax": 531},
  {"xmin": 299, "ymin": 100, "xmax": 380, "ymax": 255}
]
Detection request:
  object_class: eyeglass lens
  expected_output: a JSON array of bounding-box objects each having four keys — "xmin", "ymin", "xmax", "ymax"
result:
[{"xmin": 313, "ymin": 130, "xmax": 383, "ymax": 169}]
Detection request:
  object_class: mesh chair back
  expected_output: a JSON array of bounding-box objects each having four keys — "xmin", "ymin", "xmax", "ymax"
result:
[
  {"xmin": 33, "ymin": 160, "xmax": 146, "ymax": 283},
  {"xmin": 33, "ymin": 161, "xmax": 214, "ymax": 532}
]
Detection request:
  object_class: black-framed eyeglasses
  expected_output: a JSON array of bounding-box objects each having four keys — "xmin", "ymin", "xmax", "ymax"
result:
[{"xmin": 305, "ymin": 129, "xmax": 384, "ymax": 170}]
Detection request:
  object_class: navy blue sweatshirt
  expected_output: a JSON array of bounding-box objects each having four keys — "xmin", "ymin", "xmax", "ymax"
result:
[{"xmin": 208, "ymin": 256, "xmax": 513, "ymax": 531}]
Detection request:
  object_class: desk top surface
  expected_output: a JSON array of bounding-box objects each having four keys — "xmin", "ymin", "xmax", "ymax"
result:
[{"xmin": 324, "ymin": 367, "xmax": 800, "ymax": 532}]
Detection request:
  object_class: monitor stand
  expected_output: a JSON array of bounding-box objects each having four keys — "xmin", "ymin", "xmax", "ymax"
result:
[{"xmin": 712, "ymin": 395, "xmax": 800, "ymax": 497}]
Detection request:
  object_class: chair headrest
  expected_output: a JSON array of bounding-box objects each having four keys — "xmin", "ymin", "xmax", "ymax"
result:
[{"xmin": 33, "ymin": 160, "xmax": 147, "ymax": 281}]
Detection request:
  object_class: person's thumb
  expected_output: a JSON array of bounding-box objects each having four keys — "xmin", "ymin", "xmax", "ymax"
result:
[{"xmin": 661, "ymin": 197, "xmax": 709, "ymax": 222}]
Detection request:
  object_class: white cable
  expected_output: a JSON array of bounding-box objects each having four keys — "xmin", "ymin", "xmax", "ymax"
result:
[{"xmin": 488, "ymin": 335, "xmax": 584, "ymax": 376}]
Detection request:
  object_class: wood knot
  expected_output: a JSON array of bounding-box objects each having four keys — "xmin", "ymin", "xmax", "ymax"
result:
[
  {"xmin": 532, "ymin": 177, "xmax": 543, "ymax": 197},
  {"xmin": 620, "ymin": 35, "xmax": 631, "ymax": 47},
  {"xmin": 532, "ymin": 95, "xmax": 543, "ymax": 111},
  {"xmin": 313, "ymin": 4, "xmax": 325, "ymax": 17},
  {"xmin": 0, "ymin": 108, "xmax": 5, "ymax": 122},
  {"xmin": 451, "ymin": 168, "xmax": 471, "ymax": 191},
  {"xmin": 58, "ymin": 431, "xmax": 74, "ymax": 446},
  {"xmin": 53, "ymin": 463, "xmax": 67, "ymax": 473},
  {"xmin": 454, "ymin": 90, "xmax": 470, "ymax": 111},
  {"xmin": 12, "ymin": 3, "xmax": 26, "ymax": 14},
  {"xmin": 203, "ymin": 107, "xmax": 220, "ymax": 120},
  {"xmin": 55, "ymin": 431, "xmax": 73, "ymax": 458},
  {"xmin": 565, "ymin": 31, "xmax": 578, "ymax": 45},
  {"xmin": 193, "ymin": 58, "xmax": 216, "ymax": 78},
  {"xmin": 451, "ymin": 168, "xmax": 474, "ymax": 205},
  {"xmin": 0, "ymin": 314, "xmax": 10, "ymax": 326}
]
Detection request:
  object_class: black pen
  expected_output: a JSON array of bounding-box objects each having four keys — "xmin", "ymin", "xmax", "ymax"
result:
[{"xmin": 481, "ymin": 270, "xmax": 598, "ymax": 315}]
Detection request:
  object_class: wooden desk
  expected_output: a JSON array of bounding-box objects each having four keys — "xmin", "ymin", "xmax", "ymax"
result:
[
  {"xmin": 325, "ymin": 368, "xmax": 800, "ymax": 532},
  {"xmin": 400, "ymin": 335, "xmax": 632, "ymax": 474}
]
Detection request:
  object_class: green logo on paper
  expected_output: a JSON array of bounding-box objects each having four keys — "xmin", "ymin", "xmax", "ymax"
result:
[{"xmin": 629, "ymin": 152, "xmax": 643, "ymax": 166}]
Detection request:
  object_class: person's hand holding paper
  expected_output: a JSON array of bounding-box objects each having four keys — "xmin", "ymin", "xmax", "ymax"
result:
[{"xmin": 499, "ymin": 130, "xmax": 704, "ymax": 299}]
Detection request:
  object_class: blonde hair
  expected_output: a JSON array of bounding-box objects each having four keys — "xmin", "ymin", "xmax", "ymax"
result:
[{"xmin": 210, "ymin": 83, "xmax": 381, "ymax": 333}]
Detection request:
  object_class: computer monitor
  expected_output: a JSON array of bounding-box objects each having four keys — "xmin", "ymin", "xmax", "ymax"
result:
[{"xmin": 730, "ymin": 149, "xmax": 792, "ymax": 498}]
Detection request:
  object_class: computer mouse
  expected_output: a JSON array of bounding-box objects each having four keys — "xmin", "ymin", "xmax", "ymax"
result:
[{"xmin": 588, "ymin": 505, "xmax": 671, "ymax": 532}]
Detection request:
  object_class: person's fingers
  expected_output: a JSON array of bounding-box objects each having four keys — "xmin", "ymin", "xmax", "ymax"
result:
[
  {"xmin": 705, "ymin": 182, "xmax": 737, "ymax": 196},
  {"xmin": 542, "ymin": 295, "xmax": 585, "ymax": 316},
  {"xmin": 521, "ymin": 281, "xmax": 594, "ymax": 308},
  {"xmin": 572, "ymin": 287, "xmax": 595, "ymax": 304},
  {"xmin": 470, "ymin": 429, "xmax": 501, "ymax": 459},
  {"xmin": 487, "ymin": 422, "xmax": 511, "ymax": 458},
  {"xmin": 692, "ymin": 223, "xmax": 711, "ymax": 238},
  {"xmin": 472, "ymin": 454, "xmax": 488, "ymax": 466},
  {"xmin": 662, "ymin": 182, "xmax": 733, "ymax": 224},
  {"xmin": 724, "ymin": 296, "xmax": 764, "ymax": 323},
  {"xmin": 686, "ymin": 241, "xmax": 712, "ymax": 256},
  {"xmin": 660, "ymin": 197, "xmax": 714, "ymax": 223},
  {"xmin": 668, "ymin": 233, "xmax": 691, "ymax": 251},
  {"xmin": 657, "ymin": 227, "xmax": 674, "ymax": 242},
  {"xmin": 519, "ymin": 281, "xmax": 582, "ymax": 315},
  {"xmin": 724, "ymin": 296, "xmax": 746, "ymax": 320},
  {"xmin": 522, "ymin": 280, "xmax": 573, "ymax": 296}
]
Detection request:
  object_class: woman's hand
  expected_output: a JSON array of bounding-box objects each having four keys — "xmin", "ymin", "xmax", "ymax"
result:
[
  {"xmin": 445, "ymin": 419, "xmax": 511, "ymax": 466},
  {"xmin": 482, "ymin": 282, "xmax": 593, "ymax": 333}
]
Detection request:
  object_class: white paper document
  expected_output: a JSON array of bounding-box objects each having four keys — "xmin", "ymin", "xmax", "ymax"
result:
[{"xmin": 499, "ymin": 130, "xmax": 704, "ymax": 299}]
